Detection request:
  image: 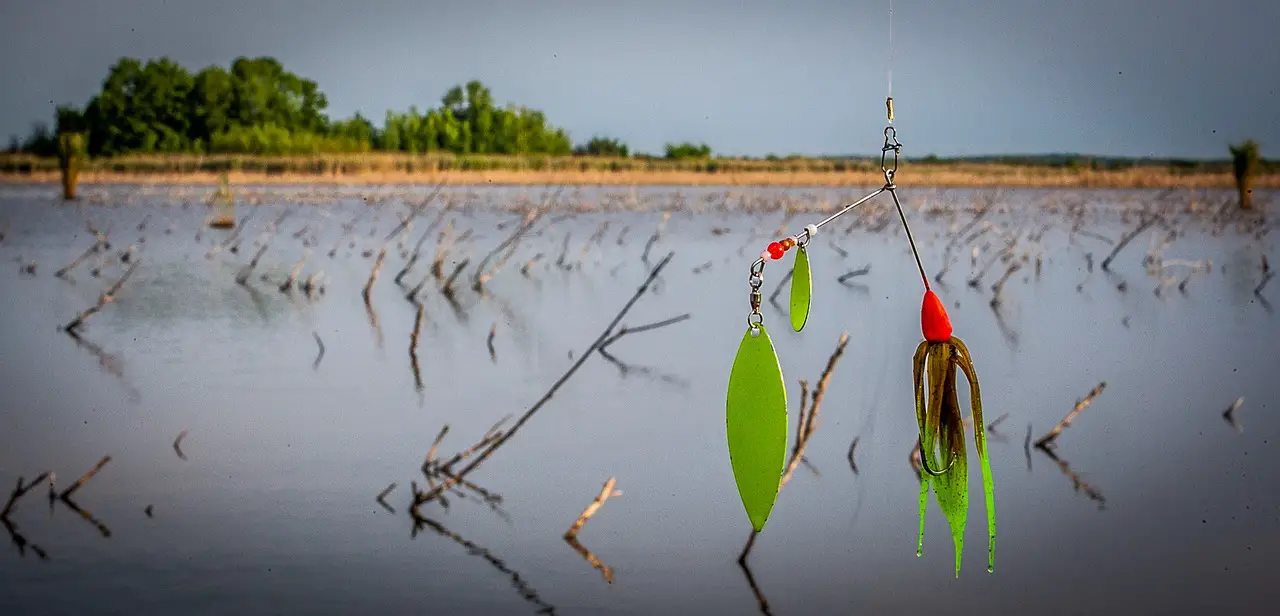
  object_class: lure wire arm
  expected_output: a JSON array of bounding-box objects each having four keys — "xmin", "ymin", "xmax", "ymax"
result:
[{"xmin": 743, "ymin": 95, "xmax": 932, "ymax": 322}]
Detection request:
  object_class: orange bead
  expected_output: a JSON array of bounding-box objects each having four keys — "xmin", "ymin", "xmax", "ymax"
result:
[
  {"xmin": 781, "ymin": 238, "xmax": 796, "ymax": 250},
  {"xmin": 921, "ymin": 289, "xmax": 953, "ymax": 342}
]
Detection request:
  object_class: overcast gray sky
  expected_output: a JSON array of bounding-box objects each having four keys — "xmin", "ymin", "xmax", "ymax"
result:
[{"xmin": 2, "ymin": 0, "xmax": 1277, "ymax": 158}]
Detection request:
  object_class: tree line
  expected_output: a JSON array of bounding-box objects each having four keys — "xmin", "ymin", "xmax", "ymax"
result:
[{"xmin": 10, "ymin": 56, "xmax": 713, "ymax": 160}]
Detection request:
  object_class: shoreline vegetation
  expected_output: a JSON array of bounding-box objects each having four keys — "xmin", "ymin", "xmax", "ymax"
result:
[
  {"xmin": 3, "ymin": 153, "xmax": 1276, "ymax": 189},
  {"xmin": 7, "ymin": 55, "xmax": 1274, "ymax": 190}
]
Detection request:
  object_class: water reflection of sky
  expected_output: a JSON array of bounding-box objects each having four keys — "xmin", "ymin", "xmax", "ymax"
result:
[{"xmin": 1, "ymin": 186, "xmax": 1276, "ymax": 615}]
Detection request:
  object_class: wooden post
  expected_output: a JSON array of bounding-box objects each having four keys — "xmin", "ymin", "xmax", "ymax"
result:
[{"xmin": 57, "ymin": 132, "xmax": 85, "ymax": 201}]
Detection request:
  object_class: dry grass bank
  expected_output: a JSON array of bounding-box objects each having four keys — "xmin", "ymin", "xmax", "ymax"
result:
[{"xmin": 1, "ymin": 153, "xmax": 1275, "ymax": 189}]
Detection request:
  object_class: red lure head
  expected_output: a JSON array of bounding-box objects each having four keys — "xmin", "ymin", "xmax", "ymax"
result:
[{"xmin": 921, "ymin": 289, "xmax": 953, "ymax": 342}]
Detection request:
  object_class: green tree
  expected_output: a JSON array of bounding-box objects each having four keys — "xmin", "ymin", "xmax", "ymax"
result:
[
  {"xmin": 82, "ymin": 57, "xmax": 194, "ymax": 154},
  {"xmin": 665, "ymin": 142, "xmax": 712, "ymax": 160},
  {"xmin": 329, "ymin": 113, "xmax": 376, "ymax": 150},
  {"xmin": 576, "ymin": 136, "xmax": 629, "ymax": 157},
  {"xmin": 189, "ymin": 66, "xmax": 236, "ymax": 149},
  {"xmin": 22, "ymin": 122, "xmax": 57, "ymax": 156},
  {"xmin": 228, "ymin": 56, "xmax": 327, "ymax": 133}
]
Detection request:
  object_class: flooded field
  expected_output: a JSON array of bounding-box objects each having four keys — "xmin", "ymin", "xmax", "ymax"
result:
[{"xmin": 1, "ymin": 184, "xmax": 1277, "ymax": 615}]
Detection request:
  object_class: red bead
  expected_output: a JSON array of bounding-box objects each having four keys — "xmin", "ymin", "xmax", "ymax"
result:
[
  {"xmin": 921, "ymin": 289, "xmax": 953, "ymax": 342},
  {"xmin": 767, "ymin": 242, "xmax": 784, "ymax": 259}
]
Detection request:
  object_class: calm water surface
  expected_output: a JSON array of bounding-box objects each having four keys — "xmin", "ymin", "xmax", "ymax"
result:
[{"xmin": 0, "ymin": 185, "xmax": 1276, "ymax": 615}]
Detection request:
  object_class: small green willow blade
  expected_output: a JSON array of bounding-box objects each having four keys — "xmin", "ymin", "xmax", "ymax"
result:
[
  {"xmin": 726, "ymin": 325, "xmax": 788, "ymax": 531},
  {"xmin": 789, "ymin": 247, "xmax": 812, "ymax": 332}
]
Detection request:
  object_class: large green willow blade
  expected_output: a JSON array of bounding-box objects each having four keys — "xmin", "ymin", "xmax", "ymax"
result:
[
  {"xmin": 726, "ymin": 325, "xmax": 788, "ymax": 531},
  {"xmin": 790, "ymin": 247, "xmax": 812, "ymax": 332}
]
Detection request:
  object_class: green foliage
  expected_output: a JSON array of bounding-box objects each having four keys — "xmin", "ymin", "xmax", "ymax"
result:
[
  {"xmin": 207, "ymin": 124, "xmax": 367, "ymax": 155},
  {"xmin": 576, "ymin": 136, "xmax": 629, "ymax": 157},
  {"xmin": 21, "ymin": 123, "xmax": 57, "ymax": 156},
  {"xmin": 1230, "ymin": 140, "xmax": 1260, "ymax": 178},
  {"xmin": 21, "ymin": 56, "xmax": 574, "ymax": 158},
  {"xmin": 665, "ymin": 142, "xmax": 712, "ymax": 160},
  {"xmin": 380, "ymin": 85, "xmax": 571, "ymax": 156}
]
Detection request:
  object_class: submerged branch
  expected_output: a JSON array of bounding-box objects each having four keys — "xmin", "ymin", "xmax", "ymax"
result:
[
  {"xmin": 1036, "ymin": 382, "xmax": 1106, "ymax": 449},
  {"xmin": 413, "ymin": 252, "xmax": 675, "ymax": 507}
]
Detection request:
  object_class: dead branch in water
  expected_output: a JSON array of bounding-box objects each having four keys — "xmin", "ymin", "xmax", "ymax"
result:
[
  {"xmin": 987, "ymin": 412, "xmax": 1010, "ymax": 434},
  {"xmin": 1102, "ymin": 216, "xmax": 1159, "ymax": 271},
  {"xmin": 66, "ymin": 330, "xmax": 140, "ymax": 400},
  {"xmin": 598, "ymin": 313, "xmax": 691, "ymax": 352},
  {"xmin": 640, "ymin": 213, "xmax": 672, "ymax": 265},
  {"xmin": 1223, "ymin": 397, "xmax": 1245, "ymax": 433},
  {"xmin": 1257, "ymin": 270, "xmax": 1275, "ymax": 297},
  {"xmin": 564, "ymin": 477, "xmax": 620, "ymax": 540},
  {"xmin": 60, "ymin": 456, "xmax": 111, "ymax": 500},
  {"xmin": 383, "ymin": 183, "xmax": 444, "ymax": 244},
  {"xmin": 441, "ymin": 258, "xmax": 470, "ymax": 299},
  {"xmin": 741, "ymin": 332, "xmax": 850, "ymax": 565},
  {"xmin": 173, "ymin": 429, "xmax": 189, "ymax": 461},
  {"xmin": 413, "ymin": 252, "xmax": 675, "ymax": 508},
  {"xmin": 301, "ymin": 271, "xmax": 324, "ymax": 297},
  {"xmin": 473, "ymin": 200, "xmax": 550, "ymax": 292},
  {"xmin": 409, "ymin": 303, "xmax": 424, "ymax": 391},
  {"xmin": 236, "ymin": 242, "xmax": 270, "ymax": 285},
  {"xmin": 1076, "ymin": 230, "xmax": 1113, "ymax": 245},
  {"xmin": 520, "ymin": 253, "xmax": 545, "ymax": 276},
  {"xmin": 431, "ymin": 220, "xmax": 457, "ymax": 279},
  {"xmin": 487, "ymin": 323, "xmax": 497, "ymax": 361},
  {"xmin": 1036, "ymin": 382, "xmax": 1107, "ymax": 449},
  {"xmin": 312, "ymin": 331, "xmax": 325, "ymax": 370},
  {"xmin": 969, "ymin": 238, "xmax": 1018, "ymax": 287},
  {"xmin": 55, "ymin": 239, "xmax": 106, "ymax": 279},
  {"xmin": 1037, "ymin": 446, "xmax": 1106, "ymax": 509},
  {"xmin": 563, "ymin": 477, "xmax": 621, "ymax": 584},
  {"xmin": 406, "ymin": 273, "xmax": 430, "ymax": 303},
  {"xmin": 2, "ymin": 515, "xmax": 49, "ymax": 560},
  {"xmin": 433, "ymin": 417, "xmax": 512, "ymax": 476},
  {"xmin": 564, "ymin": 534, "xmax": 615, "ymax": 586},
  {"xmin": 64, "ymin": 262, "xmax": 140, "ymax": 334},
  {"xmin": 360, "ymin": 254, "xmax": 386, "ymax": 348},
  {"xmin": 555, "ymin": 232, "xmax": 573, "ymax": 270},
  {"xmin": 990, "ymin": 262, "xmax": 1022, "ymax": 307},
  {"xmin": 935, "ymin": 205, "xmax": 989, "ymax": 283},
  {"xmin": 278, "ymin": 253, "xmax": 308, "ymax": 292},
  {"xmin": 2, "ymin": 472, "xmax": 51, "ymax": 519},
  {"xmin": 396, "ymin": 227, "xmax": 434, "ymax": 285},
  {"xmin": 410, "ymin": 514, "xmax": 557, "ymax": 614},
  {"xmin": 206, "ymin": 212, "xmax": 255, "ymax": 260},
  {"xmin": 769, "ymin": 268, "xmax": 794, "ymax": 304},
  {"xmin": 838, "ymin": 265, "xmax": 872, "ymax": 285},
  {"xmin": 362, "ymin": 247, "xmax": 387, "ymax": 304},
  {"xmin": 376, "ymin": 483, "xmax": 397, "ymax": 514}
]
